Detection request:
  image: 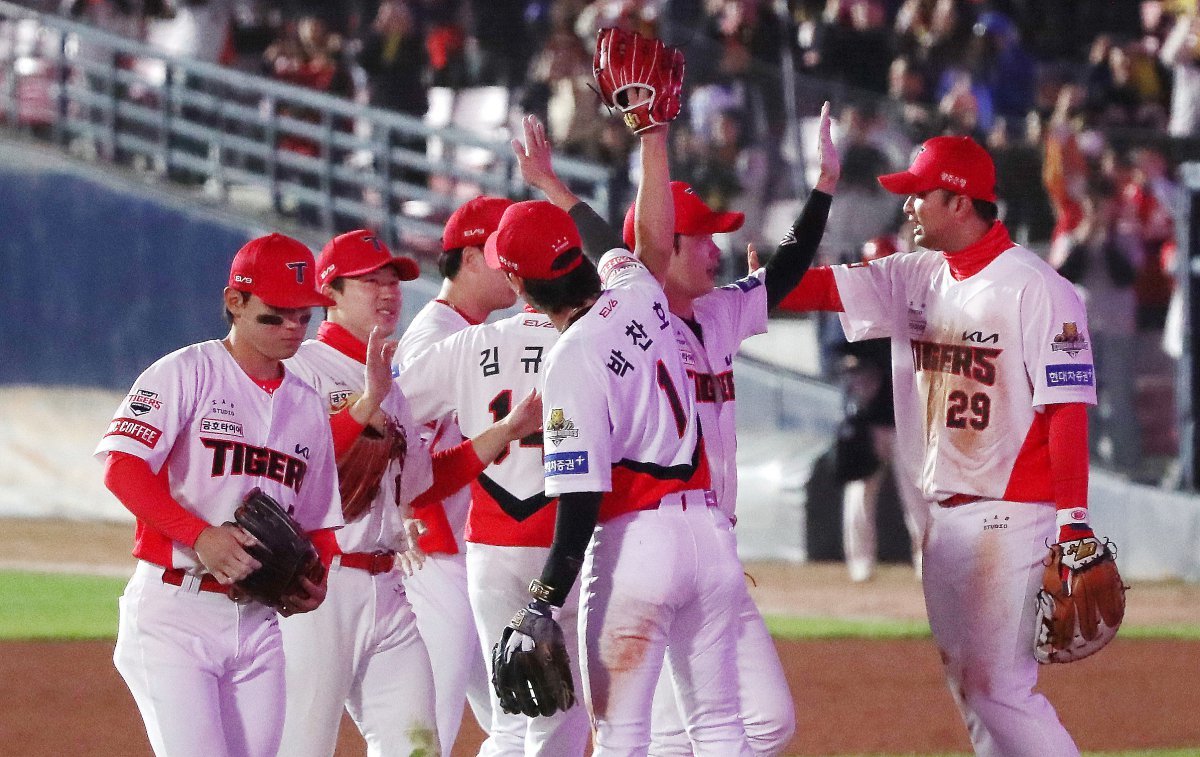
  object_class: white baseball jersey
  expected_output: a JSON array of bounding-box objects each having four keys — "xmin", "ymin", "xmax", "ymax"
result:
[
  {"xmin": 286, "ymin": 337, "xmax": 434, "ymax": 553},
  {"xmin": 94, "ymin": 340, "xmax": 342, "ymax": 569},
  {"xmin": 396, "ymin": 299, "xmax": 475, "ymax": 550},
  {"xmin": 401, "ymin": 309, "xmax": 561, "ymax": 547},
  {"xmin": 672, "ymin": 268, "xmax": 768, "ymax": 519},
  {"xmin": 542, "ymin": 249, "xmax": 709, "ymax": 520},
  {"xmin": 832, "ymin": 244, "xmax": 1097, "ymax": 502}
]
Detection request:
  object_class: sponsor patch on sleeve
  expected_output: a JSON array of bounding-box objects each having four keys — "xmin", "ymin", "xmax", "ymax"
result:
[
  {"xmin": 545, "ymin": 451, "xmax": 589, "ymax": 476},
  {"xmin": 105, "ymin": 418, "xmax": 163, "ymax": 448},
  {"xmin": 1045, "ymin": 364, "xmax": 1094, "ymax": 387},
  {"xmin": 721, "ymin": 274, "xmax": 763, "ymax": 293}
]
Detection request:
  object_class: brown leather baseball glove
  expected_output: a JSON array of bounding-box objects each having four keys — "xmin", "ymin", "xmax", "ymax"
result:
[
  {"xmin": 1034, "ymin": 535, "xmax": 1127, "ymax": 663},
  {"xmin": 337, "ymin": 416, "xmax": 408, "ymax": 522}
]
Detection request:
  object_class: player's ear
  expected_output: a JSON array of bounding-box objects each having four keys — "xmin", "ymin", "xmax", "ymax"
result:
[{"xmin": 505, "ymin": 271, "xmax": 526, "ymax": 297}]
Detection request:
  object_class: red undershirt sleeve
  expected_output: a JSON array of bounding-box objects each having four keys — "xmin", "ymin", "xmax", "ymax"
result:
[
  {"xmin": 103, "ymin": 451, "xmax": 209, "ymax": 548},
  {"xmin": 329, "ymin": 407, "xmax": 366, "ymax": 458},
  {"xmin": 1046, "ymin": 402, "xmax": 1089, "ymax": 510},
  {"xmin": 410, "ymin": 440, "xmax": 485, "ymax": 510},
  {"xmin": 774, "ymin": 267, "xmax": 844, "ymax": 313}
]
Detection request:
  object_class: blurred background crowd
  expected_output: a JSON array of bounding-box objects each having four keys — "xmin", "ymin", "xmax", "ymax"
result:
[{"xmin": 7, "ymin": 0, "xmax": 1200, "ymax": 484}]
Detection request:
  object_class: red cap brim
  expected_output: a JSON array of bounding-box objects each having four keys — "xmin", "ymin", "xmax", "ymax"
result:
[
  {"xmin": 877, "ymin": 170, "xmax": 938, "ymax": 196},
  {"xmin": 337, "ymin": 256, "xmax": 421, "ymax": 282},
  {"xmin": 483, "ymin": 231, "xmax": 505, "ymax": 271},
  {"xmin": 693, "ymin": 210, "xmax": 745, "ymax": 235},
  {"xmin": 257, "ymin": 289, "xmax": 337, "ymax": 309}
]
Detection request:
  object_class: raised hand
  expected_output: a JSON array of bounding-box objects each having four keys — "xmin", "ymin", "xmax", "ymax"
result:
[{"xmin": 815, "ymin": 101, "xmax": 840, "ymax": 195}]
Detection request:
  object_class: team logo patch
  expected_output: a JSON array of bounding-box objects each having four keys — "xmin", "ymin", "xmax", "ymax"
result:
[
  {"xmin": 545, "ymin": 451, "xmax": 589, "ymax": 476},
  {"xmin": 546, "ymin": 408, "xmax": 580, "ymax": 447},
  {"xmin": 127, "ymin": 389, "xmax": 162, "ymax": 416},
  {"xmin": 1051, "ymin": 322, "xmax": 1090, "ymax": 357},
  {"xmin": 201, "ymin": 418, "xmax": 244, "ymax": 437},
  {"xmin": 599, "ymin": 298, "xmax": 620, "ymax": 318},
  {"xmin": 721, "ymin": 275, "xmax": 763, "ymax": 293},
  {"xmin": 105, "ymin": 418, "xmax": 162, "ymax": 448},
  {"xmin": 1046, "ymin": 364, "xmax": 1094, "ymax": 387}
]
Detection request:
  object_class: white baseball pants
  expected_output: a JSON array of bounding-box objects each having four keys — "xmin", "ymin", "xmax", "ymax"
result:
[
  {"xmin": 278, "ymin": 560, "xmax": 438, "ymax": 757},
  {"xmin": 579, "ymin": 496, "xmax": 754, "ymax": 757},
  {"xmin": 114, "ymin": 561, "xmax": 284, "ymax": 757},
  {"xmin": 467, "ymin": 542, "xmax": 590, "ymax": 756},
  {"xmin": 923, "ymin": 498, "xmax": 1080, "ymax": 757},
  {"xmin": 405, "ymin": 551, "xmax": 493, "ymax": 755},
  {"xmin": 648, "ymin": 556, "xmax": 795, "ymax": 756}
]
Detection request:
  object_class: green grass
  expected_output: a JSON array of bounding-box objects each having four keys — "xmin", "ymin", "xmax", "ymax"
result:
[
  {"xmin": 0, "ymin": 571, "xmax": 125, "ymax": 639},
  {"xmin": 2, "ymin": 571, "xmax": 1199, "ymax": 645}
]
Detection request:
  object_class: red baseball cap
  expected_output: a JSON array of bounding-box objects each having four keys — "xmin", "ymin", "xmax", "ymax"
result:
[
  {"xmin": 316, "ymin": 230, "xmax": 419, "ymax": 287},
  {"xmin": 622, "ymin": 181, "xmax": 745, "ymax": 248},
  {"xmin": 877, "ymin": 135, "xmax": 997, "ymax": 202},
  {"xmin": 228, "ymin": 233, "xmax": 335, "ymax": 309},
  {"xmin": 483, "ymin": 200, "xmax": 584, "ymax": 280},
  {"xmin": 443, "ymin": 195, "xmax": 514, "ymax": 251}
]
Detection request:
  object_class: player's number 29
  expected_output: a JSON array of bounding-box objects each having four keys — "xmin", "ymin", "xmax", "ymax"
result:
[{"xmin": 945, "ymin": 390, "xmax": 991, "ymax": 430}]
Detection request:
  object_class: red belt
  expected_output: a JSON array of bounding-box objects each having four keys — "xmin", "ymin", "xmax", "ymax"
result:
[
  {"xmin": 656, "ymin": 489, "xmax": 718, "ymax": 510},
  {"xmin": 161, "ymin": 568, "xmax": 231, "ymax": 595},
  {"xmin": 939, "ymin": 493, "xmax": 984, "ymax": 507},
  {"xmin": 339, "ymin": 551, "xmax": 395, "ymax": 575}
]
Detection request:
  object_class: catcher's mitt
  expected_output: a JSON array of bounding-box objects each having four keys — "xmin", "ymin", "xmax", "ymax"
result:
[
  {"xmin": 491, "ymin": 600, "xmax": 576, "ymax": 718},
  {"xmin": 232, "ymin": 488, "xmax": 324, "ymax": 609},
  {"xmin": 593, "ymin": 27, "xmax": 685, "ymax": 135},
  {"xmin": 1034, "ymin": 535, "xmax": 1126, "ymax": 664},
  {"xmin": 337, "ymin": 415, "xmax": 407, "ymax": 521}
]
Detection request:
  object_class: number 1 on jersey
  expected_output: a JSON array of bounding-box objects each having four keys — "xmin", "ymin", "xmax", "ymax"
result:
[
  {"xmin": 656, "ymin": 360, "xmax": 687, "ymax": 438},
  {"xmin": 488, "ymin": 390, "xmax": 544, "ymax": 463}
]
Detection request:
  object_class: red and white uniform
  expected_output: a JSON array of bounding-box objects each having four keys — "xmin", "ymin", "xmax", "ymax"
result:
[
  {"xmin": 832, "ymin": 239, "xmax": 1094, "ymax": 756},
  {"xmin": 649, "ymin": 268, "xmax": 796, "ymax": 756},
  {"xmin": 279, "ymin": 329, "xmax": 438, "ymax": 757},
  {"xmin": 543, "ymin": 249, "xmax": 752, "ymax": 756},
  {"xmin": 396, "ymin": 298, "xmax": 492, "ymax": 753},
  {"xmin": 401, "ymin": 309, "xmax": 589, "ymax": 756},
  {"xmin": 95, "ymin": 341, "xmax": 342, "ymax": 757}
]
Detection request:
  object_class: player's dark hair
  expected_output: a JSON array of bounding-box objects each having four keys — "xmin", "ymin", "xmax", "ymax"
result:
[
  {"xmin": 521, "ymin": 253, "xmax": 601, "ymax": 314},
  {"xmin": 223, "ymin": 290, "xmax": 252, "ymax": 324},
  {"xmin": 321, "ymin": 278, "xmax": 345, "ymax": 317},
  {"xmin": 439, "ymin": 247, "xmax": 464, "ymax": 279},
  {"xmin": 972, "ymin": 199, "xmax": 999, "ymax": 223}
]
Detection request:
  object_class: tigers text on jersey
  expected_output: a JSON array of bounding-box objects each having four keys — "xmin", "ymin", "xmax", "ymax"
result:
[
  {"xmin": 672, "ymin": 268, "xmax": 768, "ymax": 520},
  {"xmin": 541, "ymin": 250, "xmax": 709, "ymax": 520},
  {"xmin": 94, "ymin": 340, "xmax": 342, "ymax": 569},
  {"xmin": 396, "ymin": 299, "xmax": 475, "ymax": 550},
  {"xmin": 832, "ymin": 245, "xmax": 1097, "ymax": 503},
  {"xmin": 286, "ymin": 338, "xmax": 434, "ymax": 554},
  {"xmin": 401, "ymin": 309, "xmax": 560, "ymax": 547}
]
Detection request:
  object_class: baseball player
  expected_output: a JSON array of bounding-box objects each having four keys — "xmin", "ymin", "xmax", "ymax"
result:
[
  {"xmin": 96, "ymin": 233, "xmax": 343, "ymax": 757},
  {"xmin": 490, "ymin": 97, "xmax": 756, "ymax": 754},
  {"xmin": 400, "ymin": 301, "xmax": 588, "ymax": 756},
  {"xmin": 395, "ymin": 196, "xmax": 517, "ymax": 752},
  {"xmin": 279, "ymin": 230, "xmax": 542, "ymax": 757},
  {"xmin": 507, "ymin": 105, "xmax": 838, "ymax": 755},
  {"xmin": 780, "ymin": 135, "xmax": 1096, "ymax": 755}
]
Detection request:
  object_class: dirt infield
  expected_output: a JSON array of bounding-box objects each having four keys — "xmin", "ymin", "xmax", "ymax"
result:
[{"xmin": 4, "ymin": 517, "xmax": 1200, "ymax": 755}]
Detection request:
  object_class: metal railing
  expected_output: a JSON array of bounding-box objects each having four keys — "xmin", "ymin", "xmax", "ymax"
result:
[{"xmin": 0, "ymin": 0, "xmax": 615, "ymax": 250}]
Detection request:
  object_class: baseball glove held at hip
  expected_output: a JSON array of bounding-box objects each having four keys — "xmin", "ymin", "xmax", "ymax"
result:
[
  {"xmin": 232, "ymin": 487, "xmax": 324, "ymax": 609},
  {"xmin": 593, "ymin": 27, "xmax": 685, "ymax": 134},
  {"xmin": 491, "ymin": 599, "xmax": 576, "ymax": 717},
  {"xmin": 1034, "ymin": 536, "xmax": 1126, "ymax": 663}
]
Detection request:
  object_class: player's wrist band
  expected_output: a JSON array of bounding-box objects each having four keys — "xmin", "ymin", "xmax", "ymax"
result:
[
  {"xmin": 1055, "ymin": 507, "xmax": 1090, "ymax": 531},
  {"xmin": 529, "ymin": 579, "xmax": 555, "ymax": 604}
]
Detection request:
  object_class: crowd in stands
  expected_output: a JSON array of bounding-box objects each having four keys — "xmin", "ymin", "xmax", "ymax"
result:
[{"xmin": 8, "ymin": 0, "xmax": 1200, "ymax": 475}]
